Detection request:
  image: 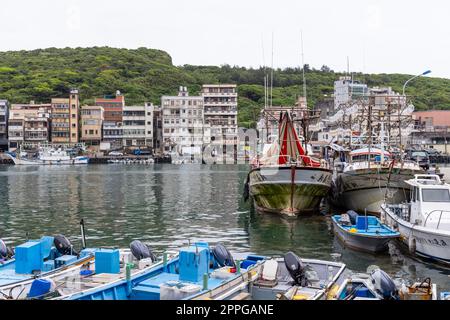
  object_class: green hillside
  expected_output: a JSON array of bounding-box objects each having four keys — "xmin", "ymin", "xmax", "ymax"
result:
[{"xmin": 0, "ymin": 46, "xmax": 449, "ymax": 128}]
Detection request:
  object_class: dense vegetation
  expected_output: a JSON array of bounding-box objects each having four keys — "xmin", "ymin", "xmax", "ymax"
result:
[{"xmin": 0, "ymin": 47, "xmax": 449, "ymax": 128}]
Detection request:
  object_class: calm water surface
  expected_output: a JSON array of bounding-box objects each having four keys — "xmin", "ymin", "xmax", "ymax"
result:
[{"xmin": 0, "ymin": 164, "xmax": 448, "ymax": 291}]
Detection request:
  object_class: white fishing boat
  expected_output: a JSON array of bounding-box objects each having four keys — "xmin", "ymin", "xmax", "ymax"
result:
[
  {"xmin": 5, "ymin": 147, "xmax": 89, "ymax": 165},
  {"xmin": 381, "ymin": 174, "xmax": 450, "ymax": 265},
  {"xmin": 245, "ymin": 112, "xmax": 332, "ymax": 216},
  {"xmin": 331, "ymin": 147, "xmax": 424, "ymax": 215}
]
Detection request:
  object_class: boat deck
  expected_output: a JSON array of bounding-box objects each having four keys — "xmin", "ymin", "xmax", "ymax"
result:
[{"xmin": 333, "ymin": 215, "xmax": 399, "ymax": 237}]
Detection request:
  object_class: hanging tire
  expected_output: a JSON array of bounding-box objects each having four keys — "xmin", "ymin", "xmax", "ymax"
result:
[{"xmin": 408, "ymin": 236, "xmax": 416, "ymax": 254}]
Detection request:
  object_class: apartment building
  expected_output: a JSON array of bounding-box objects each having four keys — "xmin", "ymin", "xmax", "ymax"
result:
[
  {"xmin": 122, "ymin": 104, "xmax": 154, "ymax": 148},
  {"xmin": 80, "ymin": 105, "xmax": 104, "ymax": 146},
  {"xmin": 161, "ymin": 87, "xmax": 204, "ymax": 155},
  {"xmin": 334, "ymin": 76, "xmax": 368, "ymax": 109},
  {"xmin": 8, "ymin": 106, "xmax": 50, "ymax": 148},
  {"xmin": 149, "ymin": 103, "xmax": 163, "ymax": 153},
  {"xmin": 201, "ymin": 83, "xmax": 238, "ymax": 145},
  {"xmin": 96, "ymin": 91, "xmax": 125, "ymax": 149},
  {"xmin": 51, "ymin": 98, "xmax": 70, "ymax": 143},
  {"xmin": 0, "ymin": 100, "xmax": 8, "ymax": 151},
  {"xmin": 8, "ymin": 103, "xmax": 52, "ymax": 149}
]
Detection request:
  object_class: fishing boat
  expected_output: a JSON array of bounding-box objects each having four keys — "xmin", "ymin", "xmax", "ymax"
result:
[
  {"xmin": 193, "ymin": 252, "xmax": 347, "ymax": 301},
  {"xmin": 381, "ymin": 174, "xmax": 450, "ymax": 265},
  {"xmin": 331, "ymin": 211, "xmax": 400, "ymax": 253},
  {"xmin": 5, "ymin": 147, "xmax": 89, "ymax": 165},
  {"xmin": 50, "ymin": 242, "xmax": 266, "ymax": 300},
  {"xmin": 1, "ymin": 240, "xmax": 167, "ymax": 300},
  {"xmin": 245, "ymin": 112, "xmax": 332, "ymax": 216},
  {"xmin": 0, "ymin": 235, "xmax": 95, "ymax": 297},
  {"xmin": 329, "ymin": 268, "xmax": 437, "ymax": 300},
  {"xmin": 331, "ymin": 147, "xmax": 424, "ymax": 215}
]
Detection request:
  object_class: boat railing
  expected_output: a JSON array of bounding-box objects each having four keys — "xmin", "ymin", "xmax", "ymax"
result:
[
  {"xmin": 388, "ymin": 203, "xmax": 411, "ymax": 221},
  {"xmin": 424, "ymin": 210, "xmax": 450, "ymax": 229}
]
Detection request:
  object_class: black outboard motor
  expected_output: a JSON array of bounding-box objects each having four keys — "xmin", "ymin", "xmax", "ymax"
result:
[
  {"xmin": 284, "ymin": 252, "xmax": 309, "ymax": 286},
  {"xmin": 0, "ymin": 239, "xmax": 13, "ymax": 259},
  {"xmin": 371, "ymin": 268, "xmax": 399, "ymax": 300},
  {"xmin": 130, "ymin": 240, "xmax": 157, "ymax": 262},
  {"xmin": 54, "ymin": 234, "xmax": 78, "ymax": 256},
  {"xmin": 212, "ymin": 243, "xmax": 236, "ymax": 268},
  {"xmin": 346, "ymin": 210, "xmax": 359, "ymax": 225}
]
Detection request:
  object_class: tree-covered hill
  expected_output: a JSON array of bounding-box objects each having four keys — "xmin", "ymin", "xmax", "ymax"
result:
[{"xmin": 0, "ymin": 47, "xmax": 449, "ymax": 128}]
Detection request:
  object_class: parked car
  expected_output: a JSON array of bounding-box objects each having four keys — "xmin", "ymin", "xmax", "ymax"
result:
[
  {"xmin": 108, "ymin": 151, "xmax": 124, "ymax": 156},
  {"xmin": 407, "ymin": 150, "xmax": 430, "ymax": 170}
]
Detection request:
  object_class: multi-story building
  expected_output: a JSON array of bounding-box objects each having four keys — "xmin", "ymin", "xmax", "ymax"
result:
[
  {"xmin": 122, "ymin": 104, "xmax": 154, "ymax": 149},
  {"xmin": 201, "ymin": 84, "xmax": 238, "ymax": 146},
  {"xmin": 80, "ymin": 105, "xmax": 104, "ymax": 147},
  {"xmin": 8, "ymin": 106, "xmax": 50, "ymax": 148},
  {"xmin": 334, "ymin": 76, "xmax": 368, "ymax": 109},
  {"xmin": 96, "ymin": 91, "xmax": 125, "ymax": 149},
  {"xmin": 161, "ymin": 87, "xmax": 204, "ymax": 156},
  {"xmin": 0, "ymin": 100, "xmax": 8, "ymax": 151},
  {"xmin": 149, "ymin": 103, "xmax": 163, "ymax": 153},
  {"xmin": 51, "ymin": 98, "xmax": 70, "ymax": 143}
]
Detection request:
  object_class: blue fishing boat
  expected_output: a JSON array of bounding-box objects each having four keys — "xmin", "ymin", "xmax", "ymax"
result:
[
  {"xmin": 332, "ymin": 211, "xmax": 400, "ymax": 253},
  {"xmin": 53, "ymin": 242, "xmax": 266, "ymax": 300},
  {"xmin": 0, "ymin": 235, "xmax": 95, "ymax": 298}
]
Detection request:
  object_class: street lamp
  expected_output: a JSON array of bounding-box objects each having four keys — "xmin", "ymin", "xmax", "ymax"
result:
[{"xmin": 402, "ymin": 70, "xmax": 431, "ymax": 96}]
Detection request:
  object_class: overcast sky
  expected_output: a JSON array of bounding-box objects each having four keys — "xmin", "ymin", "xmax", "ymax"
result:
[{"xmin": 1, "ymin": 0, "xmax": 449, "ymax": 78}]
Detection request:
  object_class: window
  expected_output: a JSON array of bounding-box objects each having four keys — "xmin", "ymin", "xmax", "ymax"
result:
[{"xmin": 422, "ymin": 189, "xmax": 450, "ymax": 202}]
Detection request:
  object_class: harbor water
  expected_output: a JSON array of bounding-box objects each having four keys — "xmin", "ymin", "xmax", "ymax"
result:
[{"xmin": 0, "ymin": 164, "xmax": 449, "ymax": 291}]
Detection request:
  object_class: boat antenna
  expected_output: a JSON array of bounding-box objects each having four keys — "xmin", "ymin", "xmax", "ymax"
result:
[
  {"xmin": 80, "ymin": 218, "xmax": 87, "ymax": 249},
  {"xmin": 270, "ymin": 31, "xmax": 274, "ymax": 108},
  {"xmin": 301, "ymin": 30, "xmax": 307, "ymax": 102}
]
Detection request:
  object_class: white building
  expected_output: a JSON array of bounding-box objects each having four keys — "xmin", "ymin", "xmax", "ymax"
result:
[
  {"xmin": 0, "ymin": 100, "xmax": 8, "ymax": 151},
  {"xmin": 161, "ymin": 87, "xmax": 204, "ymax": 156},
  {"xmin": 334, "ymin": 76, "xmax": 368, "ymax": 109},
  {"xmin": 122, "ymin": 104, "xmax": 155, "ymax": 149},
  {"xmin": 201, "ymin": 84, "xmax": 238, "ymax": 145}
]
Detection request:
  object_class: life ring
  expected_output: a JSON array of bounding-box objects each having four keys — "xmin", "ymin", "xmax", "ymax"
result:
[{"xmin": 408, "ymin": 236, "xmax": 416, "ymax": 254}]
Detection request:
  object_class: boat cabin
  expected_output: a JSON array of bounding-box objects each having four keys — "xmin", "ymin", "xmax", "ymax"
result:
[
  {"xmin": 348, "ymin": 148, "xmax": 391, "ymax": 164},
  {"xmin": 406, "ymin": 175, "xmax": 450, "ymax": 230}
]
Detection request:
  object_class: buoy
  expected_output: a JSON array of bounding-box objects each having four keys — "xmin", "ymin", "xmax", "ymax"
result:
[{"xmin": 408, "ymin": 236, "xmax": 416, "ymax": 254}]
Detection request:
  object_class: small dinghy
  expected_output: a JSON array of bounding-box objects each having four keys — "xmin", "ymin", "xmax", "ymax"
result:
[{"xmin": 332, "ymin": 211, "xmax": 400, "ymax": 253}]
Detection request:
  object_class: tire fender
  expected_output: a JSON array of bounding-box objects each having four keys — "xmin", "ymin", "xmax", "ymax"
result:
[{"xmin": 408, "ymin": 236, "xmax": 416, "ymax": 254}]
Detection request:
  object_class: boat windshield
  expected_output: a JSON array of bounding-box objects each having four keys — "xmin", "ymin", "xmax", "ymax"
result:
[
  {"xmin": 351, "ymin": 154, "xmax": 389, "ymax": 162},
  {"xmin": 421, "ymin": 189, "xmax": 450, "ymax": 202},
  {"xmin": 412, "ymin": 151, "xmax": 428, "ymax": 158}
]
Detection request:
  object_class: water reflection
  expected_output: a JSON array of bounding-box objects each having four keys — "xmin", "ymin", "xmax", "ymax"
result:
[{"xmin": 0, "ymin": 164, "xmax": 448, "ymax": 290}]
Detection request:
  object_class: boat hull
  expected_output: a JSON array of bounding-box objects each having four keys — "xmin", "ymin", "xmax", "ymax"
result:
[
  {"xmin": 382, "ymin": 205, "xmax": 450, "ymax": 265},
  {"xmin": 332, "ymin": 219, "xmax": 394, "ymax": 253},
  {"xmin": 5, "ymin": 154, "xmax": 89, "ymax": 165},
  {"xmin": 332, "ymin": 167, "xmax": 421, "ymax": 215},
  {"xmin": 248, "ymin": 166, "xmax": 332, "ymax": 216}
]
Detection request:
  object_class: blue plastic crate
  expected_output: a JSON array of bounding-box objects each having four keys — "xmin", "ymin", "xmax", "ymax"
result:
[
  {"xmin": 179, "ymin": 245, "xmax": 209, "ymax": 283},
  {"xmin": 55, "ymin": 255, "xmax": 78, "ymax": 268},
  {"xmin": 80, "ymin": 248, "xmax": 98, "ymax": 258},
  {"xmin": 95, "ymin": 249, "xmax": 120, "ymax": 274},
  {"xmin": 42, "ymin": 260, "xmax": 55, "ymax": 272},
  {"xmin": 15, "ymin": 241, "xmax": 42, "ymax": 274}
]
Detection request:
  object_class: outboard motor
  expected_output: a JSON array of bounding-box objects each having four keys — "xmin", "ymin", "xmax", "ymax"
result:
[
  {"xmin": 212, "ymin": 243, "xmax": 236, "ymax": 267},
  {"xmin": 130, "ymin": 240, "xmax": 157, "ymax": 262},
  {"xmin": 0, "ymin": 239, "xmax": 13, "ymax": 259},
  {"xmin": 371, "ymin": 268, "xmax": 399, "ymax": 300},
  {"xmin": 54, "ymin": 234, "xmax": 78, "ymax": 256},
  {"xmin": 284, "ymin": 252, "xmax": 309, "ymax": 286},
  {"xmin": 346, "ymin": 210, "xmax": 359, "ymax": 225}
]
